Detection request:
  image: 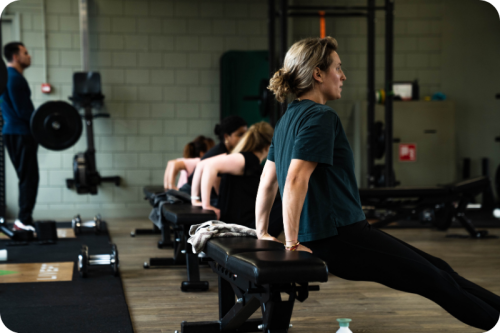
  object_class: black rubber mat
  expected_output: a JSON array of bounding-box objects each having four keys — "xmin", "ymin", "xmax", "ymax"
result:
[{"xmin": 0, "ymin": 222, "xmax": 134, "ymax": 333}]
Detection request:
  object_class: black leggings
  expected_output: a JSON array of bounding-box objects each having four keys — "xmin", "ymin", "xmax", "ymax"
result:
[
  {"xmin": 302, "ymin": 220, "xmax": 500, "ymax": 331},
  {"xmin": 4, "ymin": 134, "xmax": 39, "ymax": 225}
]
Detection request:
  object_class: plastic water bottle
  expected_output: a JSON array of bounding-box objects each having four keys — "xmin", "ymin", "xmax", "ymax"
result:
[
  {"xmin": 336, "ymin": 318, "xmax": 352, "ymax": 333},
  {"xmin": 0, "ymin": 249, "xmax": 7, "ymax": 261}
]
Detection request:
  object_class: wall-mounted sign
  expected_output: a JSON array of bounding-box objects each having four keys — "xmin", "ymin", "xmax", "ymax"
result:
[{"xmin": 399, "ymin": 144, "xmax": 417, "ymax": 162}]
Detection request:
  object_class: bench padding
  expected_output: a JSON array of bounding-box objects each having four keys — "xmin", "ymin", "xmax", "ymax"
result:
[
  {"xmin": 205, "ymin": 237, "xmax": 285, "ymax": 264},
  {"xmin": 162, "ymin": 204, "xmax": 216, "ymax": 225},
  {"xmin": 359, "ymin": 176, "xmax": 488, "ymax": 199},
  {"xmin": 206, "ymin": 237, "xmax": 328, "ymax": 285}
]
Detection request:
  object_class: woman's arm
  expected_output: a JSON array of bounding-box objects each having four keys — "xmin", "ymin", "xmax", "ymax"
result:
[
  {"xmin": 199, "ymin": 154, "xmax": 246, "ymax": 218},
  {"xmin": 164, "ymin": 160, "xmax": 186, "ymax": 190},
  {"xmin": 164, "ymin": 161, "xmax": 172, "ymax": 189},
  {"xmin": 191, "ymin": 160, "xmax": 207, "ymax": 206},
  {"xmin": 282, "ymin": 159, "xmax": 317, "ymax": 253},
  {"xmin": 255, "ymin": 160, "xmax": 280, "ymax": 242}
]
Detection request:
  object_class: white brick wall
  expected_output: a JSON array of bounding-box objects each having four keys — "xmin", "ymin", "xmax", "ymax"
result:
[{"xmin": 4, "ymin": 0, "xmax": 448, "ymax": 219}]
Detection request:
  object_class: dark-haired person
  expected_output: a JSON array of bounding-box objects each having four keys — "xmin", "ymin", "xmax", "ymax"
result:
[
  {"xmin": 201, "ymin": 115, "xmax": 248, "ymax": 160},
  {"xmin": 1, "ymin": 42, "xmax": 38, "ymax": 231},
  {"xmin": 191, "ymin": 122, "xmax": 283, "ymax": 237},
  {"xmin": 255, "ymin": 37, "xmax": 500, "ymax": 331},
  {"xmin": 179, "ymin": 115, "xmax": 248, "ymax": 197},
  {"xmin": 164, "ymin": 136, "xmax": 214, "ymax": 190}
]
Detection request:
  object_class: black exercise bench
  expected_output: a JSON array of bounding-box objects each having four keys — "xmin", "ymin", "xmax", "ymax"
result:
[
  {"xmin": 134, "ymin": 186, "xmax": 192, "ymax": 247},
  {"xmin": 145, "ymin": 204, "xmax": 217, "ymax": 292},
  {"xmin": 130, "ymin": 185, "xmax": 165, "ymax": 237},
  {"xmin": 360, "ymin": 176, "xmax": 497, "ymax": 239},
  {"xmin": 176, "ymin": 237, "xmax": 328, "ymax": 333},
  {"xmin": 143, "ymin": 185, "xmax": 164, "ymax": 205}
]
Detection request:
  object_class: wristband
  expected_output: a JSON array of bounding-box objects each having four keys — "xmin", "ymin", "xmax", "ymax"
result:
[
  {"xmin": 191, "ymin": 196, "xmax": 200, "ymax": 200},
  {"xmin": 285, "ymin": 241, "xmax": 300, "ymax": 251}
]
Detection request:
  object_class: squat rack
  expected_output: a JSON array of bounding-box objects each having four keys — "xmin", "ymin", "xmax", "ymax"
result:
[{"xmin": 268, "ymin": 0, "xmax": 395, "ymax": 188}]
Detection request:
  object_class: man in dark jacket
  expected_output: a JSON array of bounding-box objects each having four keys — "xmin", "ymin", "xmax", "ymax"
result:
[{"xmin": 1, "ymin": 42, "xmax": 38, "ymax": 230}]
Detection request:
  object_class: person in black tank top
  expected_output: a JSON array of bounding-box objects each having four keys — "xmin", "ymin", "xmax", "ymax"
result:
[
  {"xmin": 191, "ymin": 122, "xmax": 283, "ymax": 237},
  {"xmin": 180, "ymin": 116, "xmax": 248, "ymax": 195}
]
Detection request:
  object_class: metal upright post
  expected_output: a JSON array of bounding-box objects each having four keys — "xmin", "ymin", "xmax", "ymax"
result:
[
  {"xmin": 268, "ymin": 0, "xmax": 277, "ymax": 126},
  {"xmin": 79, "ymin": 0, "xmax": 90, "ymax": 72},
  {"xmin": 367, "ymin": 0, "xmax": 375, "ymax": 187},
  {"xmin": 280, "ymin": 0, "xmax": 288, "ymax": 65},
  {"xmin": 384, "ymin": 0, "xmax": 394, "ymax": 187},
  {"xmin": 280, "ymin": 0, "xmax": 288, "ymax": 117},
  {"xmin": 0, "ymin": 23, "xmax": 4, "ymax": 217}
]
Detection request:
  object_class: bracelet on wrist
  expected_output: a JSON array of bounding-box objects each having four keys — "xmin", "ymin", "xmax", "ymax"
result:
[
  {"xmin": 284, "ymin": 241, "xmax": 300, "ymax": 251},
  {"xmin": 191, "ymin": 196, "xmax": 200, "ymax": 200}
]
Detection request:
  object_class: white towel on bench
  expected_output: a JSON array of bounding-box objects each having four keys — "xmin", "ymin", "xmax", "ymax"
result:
[{"xmin": 187, "ymin": 221, "xmax": 256, "ymax": 254}]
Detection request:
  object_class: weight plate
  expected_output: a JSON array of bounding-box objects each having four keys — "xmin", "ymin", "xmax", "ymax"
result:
[
  {"xmin": 111, "ymin": 244, "xmax": 119, "ymax": 276},
  {"xmin": 79, "ymin": 246, "xmax": 88, "ymax": 278},
  {"xmin": 0, "ymin": 58, "xmax": 7, "ymax": 96},
  {"xmin": 31, "ymin": 101, "xmax": 82, "ymax": 151}
]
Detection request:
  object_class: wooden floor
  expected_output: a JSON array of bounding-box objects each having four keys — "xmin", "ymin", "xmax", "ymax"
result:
[{"xmin": 106, "ymin": 218, "xmax": 500, "ymax": 333}]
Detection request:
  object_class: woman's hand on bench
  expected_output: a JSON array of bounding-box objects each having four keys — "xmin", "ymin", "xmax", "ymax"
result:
[
  {"xmin": 202, "ymin": 204, "xmax": 220, "ymax": 220},
  {"xmin": 257, "ymin": 232, "xmax": 282, "ymax": 244},
  {"xmin": 294, "ymin": 244, "xmax": 313, "ymax": 253}
]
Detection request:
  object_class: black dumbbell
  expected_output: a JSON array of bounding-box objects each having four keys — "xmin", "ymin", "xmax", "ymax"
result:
[
  {"xmin": 78, "ymin": 243, "xmax": 119, "ymax": 277},
  {"xmin": 72, "ymin": 214, "xmax": 101, "ymax": 235}
]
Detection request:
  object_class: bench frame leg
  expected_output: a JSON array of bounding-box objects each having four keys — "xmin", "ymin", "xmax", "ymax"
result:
[
  {"xmin": 181, "ymin": 226, "xmax": 209, "ymax": 292},
  {"xmin": 143, "ymin": 222, "xmax": 208, "ymax": 292},
  {"xmin": 157, "ymin": 221, "xmax": 173, "ymax": 248},
  {"xmin": 131, "ymin": 224, "xmax": 162, "ymax": 237},
  {"xmin": 179, "ymin": 261, "xmax": 314, "ymax": 332},
  {"xmin": 446, "ymin": 197, "xmax": 498, "ymax": 239}
]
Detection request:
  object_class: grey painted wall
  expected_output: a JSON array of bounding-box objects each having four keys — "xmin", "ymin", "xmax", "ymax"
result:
[{"xmin": 442, "ymin": 0, "xmax": 500, "ymax": 196}]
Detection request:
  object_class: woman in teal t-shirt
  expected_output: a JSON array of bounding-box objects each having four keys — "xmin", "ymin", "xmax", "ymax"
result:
[{"xmin": 254, "ymin": 36, "xmax": 500, "ymax": 331}]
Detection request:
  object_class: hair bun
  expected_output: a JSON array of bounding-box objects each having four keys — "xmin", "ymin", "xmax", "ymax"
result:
[
  {"xmin": 214, "ymin": 124, "xmax": 221, "ymax": 136},
  {"xmin": 279, "ymin": 69, "xmax": 289, "ymax": 79}
]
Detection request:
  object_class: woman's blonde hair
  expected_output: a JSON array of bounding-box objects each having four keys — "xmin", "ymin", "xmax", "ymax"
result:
[
  {"xmin": 231, "ymin": 121, "xmax": 273, "ymax": 154},
  {"xmin": 268, "ymin": 36, "xmax": 338, "ymax": 103}
]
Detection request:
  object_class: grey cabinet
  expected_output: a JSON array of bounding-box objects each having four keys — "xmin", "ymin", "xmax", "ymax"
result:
[{"xmin": 358, "ymin": 101, "xmax": 457, "ymax": 188}]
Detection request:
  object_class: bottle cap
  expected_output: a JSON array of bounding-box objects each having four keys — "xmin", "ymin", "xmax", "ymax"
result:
[{"xmin": 337, "ymin": 318, "xmax": 352, "ymax": 327}]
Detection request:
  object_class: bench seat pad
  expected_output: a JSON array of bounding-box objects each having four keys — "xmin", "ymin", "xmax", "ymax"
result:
[
  {"xmin": 359, "ymin": 186, "xmax": 450, "ymax": 199},
  {"xmin": 225, "ymin": 250, "xmax": 328, "ymax": 285},
  {"xmin": 359, "ymin": 176, "xmax": 488, "ymax": 200},
  {"xmin": 162, "ymin": 204, "xmax": 217, "ymax": 225},
  {"xmin": 205, "ymin": 237, "xmax": 285, "ymax": 264}
]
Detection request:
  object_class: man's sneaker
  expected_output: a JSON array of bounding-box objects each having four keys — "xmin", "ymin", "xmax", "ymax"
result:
[{"xmin": 13, "ymin": 220, "xmax": 36, "ymax": 232}]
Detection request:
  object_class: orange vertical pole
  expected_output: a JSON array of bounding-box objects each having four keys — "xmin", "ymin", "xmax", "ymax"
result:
[{"xmin": 319, "ymin": 11, "xmax": 326, "ymax": 38}]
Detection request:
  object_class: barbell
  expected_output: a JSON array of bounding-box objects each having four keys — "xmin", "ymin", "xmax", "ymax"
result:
[
  {"xmin": 30, "ymin": 101, "xmax": 83, "ymax": 151},
  {"xmin": 1, "ymin": 63, "xmax": 94, "ymax": 152}
]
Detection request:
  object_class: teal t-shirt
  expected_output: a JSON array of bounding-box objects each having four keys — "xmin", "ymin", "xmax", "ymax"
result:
[{"xmin": 267, "ymin": 99, "xmax": 365, "ymax": 242}]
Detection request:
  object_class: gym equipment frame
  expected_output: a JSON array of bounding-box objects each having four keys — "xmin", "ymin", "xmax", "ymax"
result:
[
  {"xmin": 361, "ymin": 176, "xmax": 498, "ymax": 239},
  {"xmin": 268, "ymin": 0, "xmax": 395, "ymax": 187}
]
